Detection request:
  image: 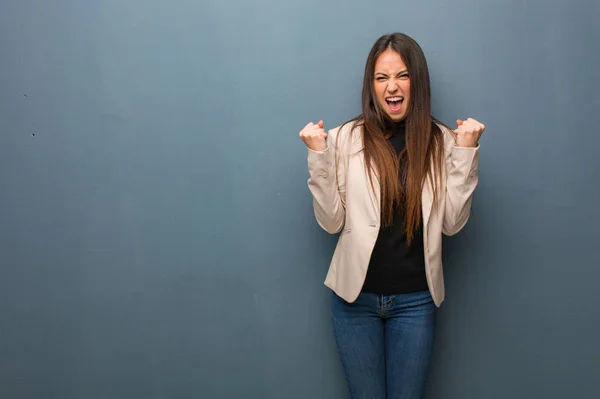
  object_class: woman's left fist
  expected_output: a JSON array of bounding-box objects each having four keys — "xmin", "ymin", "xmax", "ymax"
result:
[{"xmin": 454, "ymin": 118, "xmax": 485, "ymax": 148}]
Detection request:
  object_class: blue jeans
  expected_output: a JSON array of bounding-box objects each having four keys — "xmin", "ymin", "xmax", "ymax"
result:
[{"xmin": 330, "ymin": 290, "xmax": 436, "ymax": 399}]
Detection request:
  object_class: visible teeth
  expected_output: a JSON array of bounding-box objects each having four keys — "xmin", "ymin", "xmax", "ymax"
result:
[{"xmin": 386, "ymin": 97, "xmax": 403, "ymax": 102}]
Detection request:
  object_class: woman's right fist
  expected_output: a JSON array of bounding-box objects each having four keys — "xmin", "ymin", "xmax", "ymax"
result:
[{"xmin": 299, "ymin": 120, "xmax": 328, "ymax": 151}]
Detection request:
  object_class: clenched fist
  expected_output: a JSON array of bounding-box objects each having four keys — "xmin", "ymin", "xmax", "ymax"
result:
[
  {"xmin": 299, "ymin": 120, "xmax": 328, "ymax": 151},
  {"xmin": 454, "ymin": 118, "xmax": 485, "ymax": 148}
]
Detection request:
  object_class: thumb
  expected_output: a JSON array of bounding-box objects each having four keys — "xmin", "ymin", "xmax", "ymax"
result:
[{"xmin": 317, "ymin": 120, "xmax": 324, "ymax": 129}]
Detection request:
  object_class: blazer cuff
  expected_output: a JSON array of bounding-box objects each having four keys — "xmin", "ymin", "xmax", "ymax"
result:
[
  {"xmin": 307, "ymin": 146, "xmax": 333, "ymax": 178},
  {"xmin": 307, "ymin": 146, "xmax": 329, "ymax": 155},
  {"xmin": 450, "ymin": 144, "xmax": 479, "ymax": 179}
]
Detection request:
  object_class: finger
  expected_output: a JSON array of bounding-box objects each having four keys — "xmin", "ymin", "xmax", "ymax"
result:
[
  {"xmin": 309, "ymin": 127, "xmax": 324, "ymax": 137},
  {"xmin": 461, "ymin": 119, "xmax": 480, "ymax": 132},
  {"xmin": 307, "ymin": 131, "xmax": 326, "ymax": 141},
  {"xmin": 466, "ymin": 118, "xmax": 484, "ymax": 130},
  {"xmin": 317, "ymin": 120, "xmax": 324, "ymax": 129},
  {"xmin": 472, "ymin": 121, "xmax": 485, "ymax": 132},
  {"xmin": 456, "ymin": 119, "xmax": 463, "ymax": 127}
]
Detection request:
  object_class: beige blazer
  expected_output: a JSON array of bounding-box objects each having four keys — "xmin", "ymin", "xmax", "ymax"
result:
[{"xmin": 306, "ymin": 121, "xmax": 479, "ymax": 307}]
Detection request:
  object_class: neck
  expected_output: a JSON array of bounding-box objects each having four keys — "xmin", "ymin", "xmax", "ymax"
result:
[{"xmin": 383, "ymin": 117, "xmax": 406, "ymax": 135}]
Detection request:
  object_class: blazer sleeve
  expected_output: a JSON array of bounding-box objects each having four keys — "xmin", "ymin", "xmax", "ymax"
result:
[
  {"xmin": 306, "ymin": 125, "xmax": 349, "ymax": 234},
  {"xmin": 441, "ymin": 125, "xmax": 480, "ymax": 236}
]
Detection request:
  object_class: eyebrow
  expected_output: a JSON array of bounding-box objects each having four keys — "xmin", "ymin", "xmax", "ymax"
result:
[{"xmin": 375, "ymin": 70, "xmax": 409, "ymax": 76}]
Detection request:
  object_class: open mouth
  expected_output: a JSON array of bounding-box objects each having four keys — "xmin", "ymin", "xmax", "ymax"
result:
[{"xmin": 385, "ymin": 96, "xmax": 404, "ymax": 112}]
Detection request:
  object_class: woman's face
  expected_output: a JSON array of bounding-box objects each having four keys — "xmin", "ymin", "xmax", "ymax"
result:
[{"xmin": 373, "ymin": 49, "xmax": 411, "ymax": 121}]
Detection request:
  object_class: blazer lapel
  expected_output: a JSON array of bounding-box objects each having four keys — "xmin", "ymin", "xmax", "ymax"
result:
[
  {"xmin": 359, "ymin": 147, "xmax": 381, "ymax": 221},
  {"xmin": 421, "ymin": 176, "xmax": 434, "ymax": 231}
]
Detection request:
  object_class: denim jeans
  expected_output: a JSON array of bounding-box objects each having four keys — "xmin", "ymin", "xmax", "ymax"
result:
[{"xmin": 330, "ymin": 290, "xmax": 436, "ymax": 399}]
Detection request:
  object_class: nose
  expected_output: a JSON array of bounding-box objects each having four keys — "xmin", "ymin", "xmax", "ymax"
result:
[{"xmin": 387, "ymin": 80, "xmax": 399, "ymax": 93}]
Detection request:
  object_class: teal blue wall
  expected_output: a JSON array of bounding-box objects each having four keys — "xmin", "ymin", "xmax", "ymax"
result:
[{"xmin": 1, "ymin": 0, "xmax": 599, "ymax": 397}]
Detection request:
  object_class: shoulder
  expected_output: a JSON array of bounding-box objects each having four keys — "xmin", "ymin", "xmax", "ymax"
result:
[
  {"xmin": 329, "ymin": 118, "xmax": 362, "ymax": 136},
  {"xmin": 434, "ymin": 121, "xmax": 457, "ymax": 153},
  {"xmin": 329, "ymin": 118, "xmax": 363, "ymax": 148}
]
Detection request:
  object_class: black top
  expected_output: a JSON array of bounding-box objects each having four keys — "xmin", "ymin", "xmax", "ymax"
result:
[{"xmin": 360, "ymin": 120, "xmax": 428, "ymax": 295}]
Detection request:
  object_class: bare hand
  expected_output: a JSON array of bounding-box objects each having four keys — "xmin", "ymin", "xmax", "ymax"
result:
[
  {"xmin": 454, "ymin": 118, "xmax": 485, "ymax": 147},
  {"xmin": 299, "ymin": 120, "xmax": 328, "ymax": 151}
]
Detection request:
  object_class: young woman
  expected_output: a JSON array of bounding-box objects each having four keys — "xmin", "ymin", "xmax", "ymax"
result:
[{"xmin": 299, "ymin": 33, "xmax": 485, "ymax": 398}]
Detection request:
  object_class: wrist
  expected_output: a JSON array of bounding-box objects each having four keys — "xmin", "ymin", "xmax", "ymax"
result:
[{"xmin": 456, "ymin": 139, "xmax": 478, "ymax": 148}]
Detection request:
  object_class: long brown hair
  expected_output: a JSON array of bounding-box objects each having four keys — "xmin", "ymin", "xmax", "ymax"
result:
[{"xmin": 338, "ymin": 33, "xmax": 444, "ymax": 244}]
